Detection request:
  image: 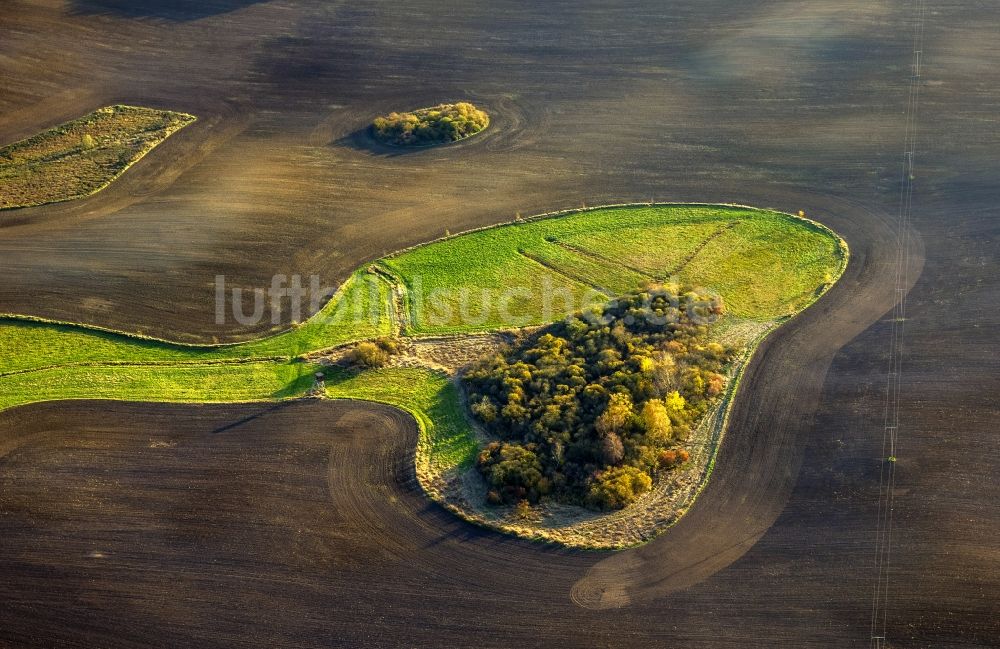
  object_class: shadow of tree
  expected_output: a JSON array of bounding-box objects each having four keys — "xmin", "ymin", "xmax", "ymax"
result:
[
  {"xmin": 333, "ymin": 127, "xmax": 439, "ymax": 158},
  {"xmin": 211, "ymin": 400, "xmax": 296, "ymax": 434},
  {"xmin": 270, "ymin": 363, "xmax": 318, "ymax": 400},
  {"xmin": 70, "ymin": 0, "xmax": 269, "ymax": 21}
]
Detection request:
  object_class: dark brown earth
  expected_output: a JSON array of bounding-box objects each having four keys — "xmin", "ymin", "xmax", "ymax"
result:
[{"xmin": 0, "ymin": 1, "xmax": 998, "ymax": 647}]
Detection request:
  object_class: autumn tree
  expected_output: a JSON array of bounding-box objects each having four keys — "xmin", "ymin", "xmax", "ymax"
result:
[
  {"xmin": 466, "ymin": 286, "xmax": 733, "ymax": 510},
  {"xmin": 596, "ymin": 392, "xmax": 633, "ymax": 436},
  {"xmin": 640, "ymin": 399, "xmax": 672, "ymax": 443}
]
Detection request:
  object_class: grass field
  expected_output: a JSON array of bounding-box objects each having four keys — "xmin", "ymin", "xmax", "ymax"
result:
[
  {"xmin": 382, "ymin": 205, "xmax": 846, "ymax": 333},
  {"xmin": 0, "ymin": 360, "xmax": 318, "ymax": 413},
  {"xmin": 558, "ymin": 220, "xmax": 725, "ymax": 276},
  {"xmin": 0, "ymin": 105, "xmax": 195, "ymax": 210},
  {"xmin": 0, "ymin": 204, "xmax": 846, "ymax": 530}
]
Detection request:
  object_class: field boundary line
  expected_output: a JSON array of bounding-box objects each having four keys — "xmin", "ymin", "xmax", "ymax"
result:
[
  {"xmin": 869, "ymin": 0, "xmax": 926, "ymax": 646},
  {"xmin": 546, "ymin": 239, "xmax": 657, "ymax": 280},
  {"xmin": 667, "ymin": 221, "xmax": 739, "ymax": 276},
  {"xmin": 0, "ymin": 356, "xmax": 290, "ymax": 379},
  {"xmin": 516, "ymin": 248, "xmax": 612, "ymax": 296}
]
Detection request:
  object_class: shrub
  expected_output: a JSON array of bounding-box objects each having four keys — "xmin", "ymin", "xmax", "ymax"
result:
[
  {"xmin": 587, "ymin": 466, "xmax": 653, "ymax": 510},
  {"xmin": 471, "ymin": 396, "xmax": 498, "ymax": 422},
  {"xmin": 658, "ymin": 448, "xmax": 689, "ymax": 468},
  {"xmin": 350, "ymin": 341, "xmax": 389, "ymax": 368},
  {"xmin": 641, "ymin": 399, "xmax": 672, "ymax": 443},
  {"xmin": 595, "ymin": 392, "xmax": 633, "ymax": 436},
  {"xmin": 513, "ymin": 499, "xmax": 536, "ymax": 521},
  {"xmin": 658, "ymin": 449, "xmax": 678, "ymax": 467},
  {"xmin": 599, "ymin": 432, "xmax": 625, "ymax": 465},
  {"xmin": 373, "ymin": 336, "xmax": 399, "ymax": 355},
  {"xmin": 348, "ymin": 337, "xmax": 400, "ymax": 368},
  {"xmin": 706, "ymin": 372, "xmax": 725, "ymax": 396},
  {"xmin": 477, "ymin": 442, "xmax": 548, "ymax": 504}
]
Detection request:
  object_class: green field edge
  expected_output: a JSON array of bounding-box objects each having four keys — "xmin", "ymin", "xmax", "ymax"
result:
[
  {"xmin": 381, "ymin": 201, "xmax": 848, "ymax": 262},
  {"xmin": 0, "ymin": 266, "xmax": 372, "ymax": 351},
  {"xmin": 0, "ymin": 356, "xmax": 291, "ymax": 380}
]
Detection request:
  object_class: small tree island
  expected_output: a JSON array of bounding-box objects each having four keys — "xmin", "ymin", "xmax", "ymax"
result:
[
  {"xmin": 371, "ymin": 102, "xmax": 489, "ymax": 146},
  {"xmin": 464, "ymin": 286, "xmax": 733, "ymax": 512}
]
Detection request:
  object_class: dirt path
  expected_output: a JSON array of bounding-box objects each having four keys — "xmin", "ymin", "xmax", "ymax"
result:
[
  {"xmin": 367, "ymin": 264, "xmax": 407, "ymax": 336},
  {"xmin": 311, "ymin": 331, "xmax": 515, "ymax": 375}
]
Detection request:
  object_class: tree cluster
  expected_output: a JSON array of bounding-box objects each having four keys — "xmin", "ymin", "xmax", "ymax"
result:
[
  {"xmin": 464, "ymin": 287, "xmax": 732, "ymax": 511},
  {"xmin": 371, "ymin": 102, "xmax": 489, "ymax": 146}
]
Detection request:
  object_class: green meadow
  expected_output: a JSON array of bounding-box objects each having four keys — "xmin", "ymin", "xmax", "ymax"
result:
[
  {"xmin": 382, "ymin": 205, "xmax": 845, "ymax": 334},
  {"xmin": 0, "ymin": 360, "xmax": 317, "ymax": 412}
]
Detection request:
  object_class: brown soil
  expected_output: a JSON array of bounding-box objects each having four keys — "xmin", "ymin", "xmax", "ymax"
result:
[{"xmin": 0, "ymin": 1, "xmax": 997, "ymax": 647}]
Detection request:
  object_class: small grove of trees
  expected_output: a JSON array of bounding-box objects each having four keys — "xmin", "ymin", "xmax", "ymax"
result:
[
  {"xmin": 371, "ymin": 102, "xmax": 489, "ymax": 146},
  {"xmin": 464, "ymin": 286, "xmax": 732, "ymax": 511},
  {"xmin": 348, "ymin": 337, "xmax": 399, "ymax": 368}
]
